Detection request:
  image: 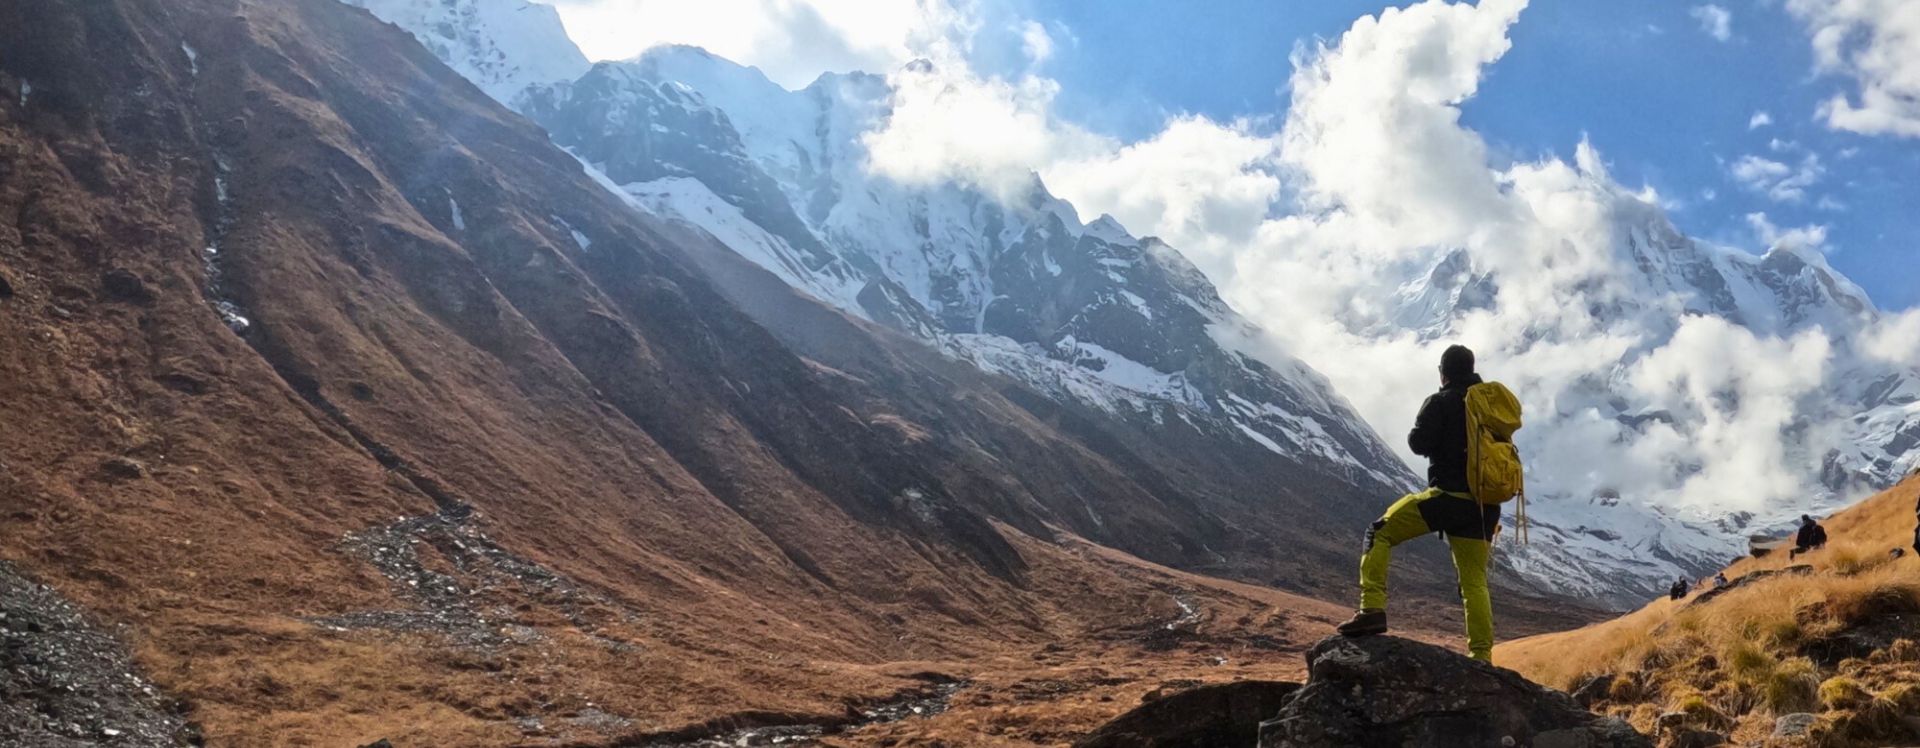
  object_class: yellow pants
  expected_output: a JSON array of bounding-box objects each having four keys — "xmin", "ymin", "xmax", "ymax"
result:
[{"xmin": 1359, "ymin": 488, "xmax": 1496, "ymax": 662}]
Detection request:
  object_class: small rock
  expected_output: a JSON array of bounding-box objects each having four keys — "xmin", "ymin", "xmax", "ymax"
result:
[
  {"xmin": 1773, "ymin": 713, "xmax": 1818, "ymax": 738},
  {"xmin": 1570, "ymin": 673, "xmax": 1615, "ymax": 708},
  {"xmin": 100, "ymin": 268, "xmax": 154, "ymax": 305},
  {"xmin": 98, "ymin": 457, "xmax": 147, "ymax": 481}
]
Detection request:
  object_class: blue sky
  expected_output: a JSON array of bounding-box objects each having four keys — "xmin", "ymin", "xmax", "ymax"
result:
[{"xmin": 1029, "ymin": 0, "xmax": 1919, "ymax": 310}]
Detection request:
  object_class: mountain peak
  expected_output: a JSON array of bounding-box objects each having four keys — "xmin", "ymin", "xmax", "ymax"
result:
[
  {"xmin": 1085, "ymin": 214, "xmax": 1135, "ymax": 245},
  {"xmin": 342, "ymin": 0, "xmax": 589, "ymax": 105}
]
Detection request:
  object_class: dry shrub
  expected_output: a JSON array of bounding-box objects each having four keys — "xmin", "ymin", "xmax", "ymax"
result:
[
  {"xmin": 1669, "ymin": 688, "xmax": 1732, "ymax": 731},
  {"xmin": 1608, "ymin": 672, "xmax": 1644, "ymax": 703},
  {"xmin": 1877, "ymin": 682, "xmax": 1920, "ymax": 713},
  {"xmin": 1818, "ymin": 676, "xmax": 1870, "ymax": 711},
  {"xmin": 1766, "ymin": 658, "xmax": 1821, "ymax": 715},
  {"xmin": 1726, "ymin": 640, "xmax": 1776, "ymax": 680},
  {"xmin": 1826, "ymin": 582, "xmax": 1920, "ymax": 625},
  {"xmin": 1887, "ymin": 639, "xmax": 1919, "ymax": 663}
]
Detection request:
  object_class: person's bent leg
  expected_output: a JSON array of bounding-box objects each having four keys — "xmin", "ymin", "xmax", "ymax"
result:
[
  {"xmin": 1358, "ymin": 490, "xmax": 1437, "ymax": 611},
  {"xmin": 1448, "ymin": 534, "xmax": 1494, "ymax": 662}
]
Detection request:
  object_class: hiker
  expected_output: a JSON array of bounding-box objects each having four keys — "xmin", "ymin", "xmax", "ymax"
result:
[
  {"xmin": 1338, "ymin": 344, "xmax": 1524, "ymax": 663},
  {"xmin": 1713, "ymin": 572, "xmax": 1729, "ymax": 589},
  {"xmin": 1788, "ymin": 514, "xmax": 1827, "ymax": 559},
  {"xmin": 1668, "ymin": 577, "xmax": 1689, "ymax": 601}
]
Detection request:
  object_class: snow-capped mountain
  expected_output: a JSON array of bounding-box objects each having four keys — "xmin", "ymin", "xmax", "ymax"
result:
[
  {"xmin": 515, "ymin": 46, "xmax": 1416, "ymax": 494},
  {"xmin": 344, "ymin": 0, "xmax": 1416, "ymax": 513}
]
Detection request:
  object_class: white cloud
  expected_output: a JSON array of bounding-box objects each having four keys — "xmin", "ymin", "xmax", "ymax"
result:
[
  {"xmin": 1020, "ymin": 20, "xmax": 1054, "ymax": 65},
  {"xmin": 863, "ymin": 57, "xmax": 1108, "ymax": 199},
  {"xmin": 1862, "ymin": 308, "xmax": 1920, "ymax": 365},
  {"xmin": 1786, "ymin": 0, "xmax": 1920, "ymax": 137},
  {"xmin": 1728, "ymin": 153, "xmax": 1824, "ymax": 202},
  {"xmin": 1749, "ymin": 110, "xmax": 1773, "ymax": 129},
  {"xmin": 1043, "ymin": 116, "xmax": 1279, "ymax": 263},
  {"xmin": 1691, "ymin": 4, "xmax": 1734, "ymax": 41},
  {"xmin": 1745, "ymin": 211, "xmax": 1830, "ymax": 251}
]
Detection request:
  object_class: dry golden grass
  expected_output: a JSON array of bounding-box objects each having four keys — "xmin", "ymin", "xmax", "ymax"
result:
[{"xmin": 1498, "ymin": 476, "xmax": 1920, "ymax": 745}]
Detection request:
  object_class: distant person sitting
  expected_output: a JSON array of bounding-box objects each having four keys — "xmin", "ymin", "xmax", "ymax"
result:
[
  {"xmin": 1788, "ymin": 514, "xmax": 1827, "ymax": 559},
  {"xmin": 1668, "ymin": 577, "xmax": 1689, "ymax": 601},
  {"xmin": 1713, "ymin": 572, "xmax": 1729, "ymax": 589}
]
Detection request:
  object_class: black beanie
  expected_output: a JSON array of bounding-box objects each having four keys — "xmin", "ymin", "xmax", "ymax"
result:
[{"xmin": 1440, "ymin": 345, "xmax": 1475, "ymax": 380}]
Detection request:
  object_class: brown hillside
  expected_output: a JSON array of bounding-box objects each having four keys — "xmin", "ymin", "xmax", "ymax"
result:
[{"xmin": 1500, "ymin": 475, "xmax": 1920, "ymax": 745}]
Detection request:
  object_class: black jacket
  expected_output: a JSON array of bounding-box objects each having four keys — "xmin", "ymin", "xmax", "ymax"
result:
[
  {"xmin": 1409, "ymin": 372, "xmax": 1483, "ymax": 494},
  {"xmin": 1796, "ymin": 522, "xmax": 1826, "ymax": 549}
]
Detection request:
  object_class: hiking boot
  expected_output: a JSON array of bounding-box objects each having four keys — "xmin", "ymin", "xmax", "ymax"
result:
[{"xmin": 1336, "ymin": 608, "xmax": 1387, "ymax": 637}]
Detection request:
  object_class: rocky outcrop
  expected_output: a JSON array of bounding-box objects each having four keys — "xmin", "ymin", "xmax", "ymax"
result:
[
  {"xmin": 1257, "ymin": 637, "xmax": 1651, "ymax": 748},
  {"xmin": 1, "ymin": 562, "xmax": 194, "ymax": 747},
  {"xmin": 1074, "ymin": 681, "xmax": 1301, "ymax": 748}
]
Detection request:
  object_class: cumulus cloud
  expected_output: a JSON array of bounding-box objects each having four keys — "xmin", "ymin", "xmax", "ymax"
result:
[
  {"xmin": 1786, "ymin": 0, "xmax": 1920, "ymax": 137},
  {"xmin": 1020, "ymin": 20, "xmax": 1054, "ymax": 64},
  {"xmin": 1861, "ymin": 308, "xmax": 1920, "ymax": 365},
  {"xmin": 1691, "ymin": 4, "xmax": 1734, "ymax": 41},
  {"xmin": 1042, "ymin": 116, "xmax": 1280, "ymax": 265},
  {"xmin": 1729, "ymin": 153, "xmax": 1824, "ymax": 202},
  {"xmin": 859, "ymin": 5, "xmax": 1108, "ymax": 199},
  {"xmin": 1749, "ymin": 110, "xmax": 1773, "ymax": 129},
  {"xmin": 1746, "ymin": 211, "xmax": 1830, "ymax": 251}
]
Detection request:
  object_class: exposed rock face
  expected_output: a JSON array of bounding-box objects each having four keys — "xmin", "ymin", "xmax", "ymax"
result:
[
  {"xmin": 1074, "ymin": 681, "xmax": 1301, "ymax": 748},
  {"xmin": 1257, "ymin": 637, "xmax": 1651, "ymax": 748}
]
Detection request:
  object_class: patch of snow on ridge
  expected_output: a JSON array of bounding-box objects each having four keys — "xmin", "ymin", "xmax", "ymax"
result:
[{"xmin": 621, "ymin": 176, "xmax": 868, "ymax": 314}]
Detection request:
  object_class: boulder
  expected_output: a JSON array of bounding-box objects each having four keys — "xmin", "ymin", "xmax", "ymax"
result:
[
  {"xmin": 100, "ymin": 268, "xmax": 154, "ymax": 305},
  {"xmin": 1772, "ymin": 713, "xmax": 1818, "ymax": 738},
  {"xmin": 98, "ymin": 456, "xmax": 147, "ymax": 481},
  {"xmin": 1076, "ymin": 681, "xmax": 1300, "ymax": 748},
  {"xmin": 1257, "ymin": 636, "xmax": 1651, "ymax": 748}
]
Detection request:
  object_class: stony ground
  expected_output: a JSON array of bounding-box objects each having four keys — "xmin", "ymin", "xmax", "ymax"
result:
[{"xmin": 1, "ymin": 561, "xmax": 193, "ymax": 747}]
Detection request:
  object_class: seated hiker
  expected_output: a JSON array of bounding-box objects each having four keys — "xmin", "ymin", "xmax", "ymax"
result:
[
  {"xmin": 1788, "ymin": 514, "xmax": 1827, "ymax": 559},
  {"xmin": 1338, "ymin": 345, "xmax": 1524, "ymax": 663},
  {"xmin": 1668, "ymin": 577, "xmax": 1689, "ymax": 601},
  {"xmin": 1713, "ymin": 572, "xmax": 1729, "ymax": 589}
]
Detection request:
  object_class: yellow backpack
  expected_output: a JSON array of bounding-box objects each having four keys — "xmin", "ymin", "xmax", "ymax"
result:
[{"xmin": 1464, "ymin": 381, "xmax": 1527, "ymax": 541}]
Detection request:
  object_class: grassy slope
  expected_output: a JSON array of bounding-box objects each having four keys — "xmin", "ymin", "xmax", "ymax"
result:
[{"xmin": 1500, "ymin": 475, "xmax": 1920, "ymax": 745}]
